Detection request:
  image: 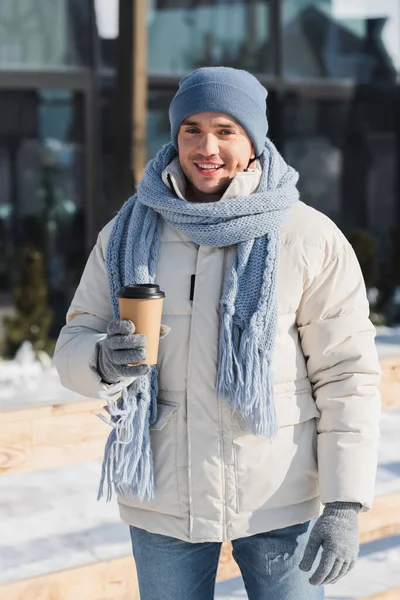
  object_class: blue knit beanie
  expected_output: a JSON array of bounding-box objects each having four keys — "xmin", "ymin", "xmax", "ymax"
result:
[{"xmin": 169, "ymin": 67, "xmax": 268, "ymax": 157}]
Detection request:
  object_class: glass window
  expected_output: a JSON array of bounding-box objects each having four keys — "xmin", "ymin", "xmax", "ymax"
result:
[
  {"xmin": 0, "ymin": 89, "xmax": 86, "ymax": 331},
  {"xmin": 148, "ymin": 0, "xmax": 272, "ymax": 75},
  {"xmin": 0, "ymin": 0, "xmax": 91, "ymax": 68},
  {"xmin": 147, "ymin": 89, "xmax": 176, "ymax": 159},
  {"xmin": 281, "ymin": 90, "xmax": 399, "ymax": 267},
  {"xmin": 282, "ymin": 0, "xmax": 400, "ymax": 81}
]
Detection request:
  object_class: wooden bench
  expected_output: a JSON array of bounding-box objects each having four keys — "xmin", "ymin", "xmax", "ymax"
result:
[{"xmin": 0, "ymin": 356, "xmax": 399, "ymax": 600}]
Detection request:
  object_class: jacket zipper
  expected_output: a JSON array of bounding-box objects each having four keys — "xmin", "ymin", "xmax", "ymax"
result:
[{"xmin": 217, "ymin": 247, "xmax": 229, "ymax": 541}]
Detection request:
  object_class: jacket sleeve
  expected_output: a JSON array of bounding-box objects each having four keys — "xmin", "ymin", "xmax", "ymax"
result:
[
  {"xmin": 296, "ymin": 240, "xmax": 381, "ymax": 511},
  {"xmin": 53, "ymin": 223, "xmax": 135, "ymax": 399}
]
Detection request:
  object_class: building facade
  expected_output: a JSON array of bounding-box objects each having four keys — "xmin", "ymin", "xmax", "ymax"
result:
[{"xmin": 1, "ymin": 0, "xmax": 400, "ymax": 341}]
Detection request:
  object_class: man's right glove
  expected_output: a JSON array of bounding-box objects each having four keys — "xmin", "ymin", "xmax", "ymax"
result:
[{"xmin": 97, "ymin": 319, "xmax": 150, "ymax": 384}]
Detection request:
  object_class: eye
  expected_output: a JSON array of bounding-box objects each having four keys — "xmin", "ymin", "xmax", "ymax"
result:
[
  {"xmin": 185, "ymin": 128, "xmax": 200, "ymax": 134},
  {"xmin": 219, "ymin": 129, "xmax": 234, "ymax": 135}
]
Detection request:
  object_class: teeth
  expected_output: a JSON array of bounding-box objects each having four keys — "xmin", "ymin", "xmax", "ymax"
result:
[{"xmin": 197, "ymin": 164, "xmax": 221, "ymax": 169}]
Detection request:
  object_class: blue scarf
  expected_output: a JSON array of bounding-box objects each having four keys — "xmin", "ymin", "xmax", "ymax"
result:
[{"xmin": 98, "ymin": 139, "xmax": 299, "ymax": 502}]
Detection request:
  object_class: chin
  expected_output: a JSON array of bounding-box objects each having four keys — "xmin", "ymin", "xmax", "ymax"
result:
[{"xmin": 200, "ymin": 184, "xmax": 224, "ymax": 196}]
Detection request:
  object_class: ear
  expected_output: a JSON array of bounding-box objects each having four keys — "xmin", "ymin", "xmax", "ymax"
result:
[{"xmin": 250, "ymin": 145, "xmax": 256, "ymax": 160}]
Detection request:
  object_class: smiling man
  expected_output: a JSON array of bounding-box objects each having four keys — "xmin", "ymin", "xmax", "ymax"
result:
[
  {"xmin": 54, "ymin": 67, "xmax": 381, "ymax": 600},
  {"xmin": 177, "ymin": 113, "xmax": 256, "ymax": 202}
]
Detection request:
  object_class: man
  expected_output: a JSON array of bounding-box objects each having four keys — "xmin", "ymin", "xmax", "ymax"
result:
[{"xmin": 54, "ymin": 67, "xmax": 381, "ymax": 600}]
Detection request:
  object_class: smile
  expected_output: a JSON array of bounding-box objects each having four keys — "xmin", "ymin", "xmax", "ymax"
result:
[{"xmin": 194, "ymin": 163, "xmax": 224, "ymax": 176}]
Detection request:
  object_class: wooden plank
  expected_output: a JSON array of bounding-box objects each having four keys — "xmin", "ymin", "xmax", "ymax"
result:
[
  {"xmin": 361, "ymin": 589, "xmax": 400, "ymax": 600},
  {"xmin": 0, "ymin": 399, "xmax": 105, "ymax": 423},
  {"xmin": 0, "ymin": 418, "xmax": 34, "ymax": 472},
  {"xmin": 359, "ymin": 491, "xmax": 400, "ymax": 544},
  {"xmin": 0, "ymin": 545, "xmax": 237, "ymax": 600},
  {"xmin": 0, "ymin": 400, "xmax": 107, "ymax": 475},
  {"xmin": 0, "ymin": 556, "xmax": 140, "ymax": 600},
  {"xmin": 380, "ymin": 357, "xmax": 400, "ymax": 411}
]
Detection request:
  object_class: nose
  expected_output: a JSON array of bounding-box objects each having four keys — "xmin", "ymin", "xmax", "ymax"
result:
[{"xmin": 197, "ymin": 132, "xmax": 219, "ymax": 156}]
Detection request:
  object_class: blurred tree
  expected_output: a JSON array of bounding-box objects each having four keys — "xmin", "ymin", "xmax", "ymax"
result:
[
  {"xmin": 347, "ymin": 229, "xmax": 379, "ymax": 288},
  {"xmin": 376, "ymin": 227, "xmax": 400, "ymax": 323},
  {"xmin": 3, "ymin": 246, "xmax": 53, "ymax": 358}
]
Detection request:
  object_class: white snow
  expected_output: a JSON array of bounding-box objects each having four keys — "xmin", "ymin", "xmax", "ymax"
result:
[
  {"xmin": 375, "ymin": 326, "xmax": 400, "ymax": 358},
  {"xmin": 0, "ymin": 333, "xmax": 399, "ymax": 596},
  {"xmin": 0, "ymin": 342, "xmax": 85, "ymax": 411}
]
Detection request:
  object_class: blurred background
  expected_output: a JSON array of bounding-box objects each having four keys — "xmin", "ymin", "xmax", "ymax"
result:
[
  {"xmin": 0, "ymin": 0, "xmax": 399, "ymax": 354},
  {"xmin": 0, "ymin": 1, "xmax": 399, "ymax": 599}
]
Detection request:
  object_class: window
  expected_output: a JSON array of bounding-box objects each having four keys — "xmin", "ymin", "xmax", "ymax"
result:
[
  {"xmin": 281, "ymin": 90, "xmax": 399, "ymax": 265},
  {"xmin": 0, "ymin": 89, "xmax": 86, "ymax": 327},
  {"xmin": 147, "ymin": 88, "xmax": 176, "ymax": 159},
  {"xmin": 282, "ymin": 0, "xmax": 400, "ymax": 81},
  {"xmin": 0, "ymin": 0, "xmax": 91, "ymax": 68},
  {"xmin": 148, "ymin": 0, "xmax": 272, "ymax": 75}
]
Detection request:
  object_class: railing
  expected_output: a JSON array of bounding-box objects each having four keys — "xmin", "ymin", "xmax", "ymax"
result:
[{"xmin": 0, "ymin": 356, "xmax": 399, "ymax": 600}]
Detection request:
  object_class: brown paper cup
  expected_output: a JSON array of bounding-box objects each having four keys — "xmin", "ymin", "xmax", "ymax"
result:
[{"xmin": 118, "ymin": 284, "xmax": 165, "ymax": 365}]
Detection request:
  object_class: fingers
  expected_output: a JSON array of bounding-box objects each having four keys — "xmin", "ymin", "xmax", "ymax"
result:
[
  {"xmin": 317, "ymin": 557, "xmax": 343, "ymax": 586},
  {"xmin": 108, "ymin": 333, "xmax": 147, "ymax": 352},
  {"xmin": 299, "ymin": 534, "xmax": 322, "ymax": 573},
  {"xmin": 107, "ymin": 319, "xmax": 135, "ymax": 336},
  {"xmin": 116, "ymin": 364, "xmax": 151, "ymax": 378},
  {"xmin": 309, "ymin": 551, "xmax": 336, "ymax": 586},
  {"xmin": 329, "ymin": 560, "xmax": 355, "ymax": 585},
  {"xmin": 111, "ymin": 347, "xmax": 147, "ymax": 365}
]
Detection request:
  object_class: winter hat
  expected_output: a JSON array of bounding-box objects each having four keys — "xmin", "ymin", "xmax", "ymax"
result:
[{"xmin": 169, "ymin": 67, "xmax": 268, "ymax": 157}]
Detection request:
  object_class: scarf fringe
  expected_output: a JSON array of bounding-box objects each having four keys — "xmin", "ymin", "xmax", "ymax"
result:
[
  {"xmin": 97, "ymin": 374, "xmax": 157, "ymax": 503},
  {"xmin": 217, "ymin": 312, "xmax": 243, "ymax": 396},
  {"xmin": 218, "ymin": 320, "xmax": 278, "ymax": 439}
]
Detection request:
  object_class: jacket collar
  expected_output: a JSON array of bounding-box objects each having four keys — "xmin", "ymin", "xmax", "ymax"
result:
[{"xmin": 161, "ymin": 156, "xmax": 262, "ymax": 201}]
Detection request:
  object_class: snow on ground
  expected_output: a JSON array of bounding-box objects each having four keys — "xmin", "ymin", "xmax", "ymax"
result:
[
  {"xmin": 0, "ymin": 342, "xmax": 85, "ymax": 411},
  {"xmin": 0, "ymin": 333, "xmax": 399, "ymax": 596},
  {"xmin": 375, "ymin": 326, "xmax": 400, "ymax": 358},
  {"xmin": 0, "ymin": 409, "xmax": 399, "ymax": 597},
  {"xmin": 0, "ymin": 462, "xmax": 128, "ymax": 584}
]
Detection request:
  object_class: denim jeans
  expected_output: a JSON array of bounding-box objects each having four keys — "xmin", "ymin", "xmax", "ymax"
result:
[{"xmin": 129, "ymin": 521, "xmax": 324, "ymax": 600}]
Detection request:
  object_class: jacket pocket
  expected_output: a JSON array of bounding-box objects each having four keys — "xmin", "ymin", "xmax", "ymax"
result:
[
  {"xmin": 150, "ymin": 401, "xmax": 178, "ymax": 430},
  {"xmin": 118, "ymin": 401, "xmax": 182, "ymax": 518},
  {"xmin": 233, "ymin": 419, "xmax": 319, "ymax": 514}
]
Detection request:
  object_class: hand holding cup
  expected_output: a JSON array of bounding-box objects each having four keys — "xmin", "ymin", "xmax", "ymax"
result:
[{"xmin": 97, "ymin": 319, "xmax": 150, "ymax": 384}]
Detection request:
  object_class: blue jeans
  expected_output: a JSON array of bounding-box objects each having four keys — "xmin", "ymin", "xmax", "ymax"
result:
[{"xmin": 129, "ymin": 521, "xmax": 324, "ymax": 600}]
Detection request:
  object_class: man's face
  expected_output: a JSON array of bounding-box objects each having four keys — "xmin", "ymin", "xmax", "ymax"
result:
[{"xmin": 177, "ymin": 112, "xmax": 255, "ymax": 199}]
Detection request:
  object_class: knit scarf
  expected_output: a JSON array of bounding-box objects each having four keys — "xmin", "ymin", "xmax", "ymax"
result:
[{"xmin": 97, "ymin": 139, "xmax": 299, "ymax": 503}]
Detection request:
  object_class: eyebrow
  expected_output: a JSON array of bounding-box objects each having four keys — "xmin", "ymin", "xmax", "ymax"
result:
[{"xmin": 181, "ymin": 119, "xmax": 237, "ymax": 129}]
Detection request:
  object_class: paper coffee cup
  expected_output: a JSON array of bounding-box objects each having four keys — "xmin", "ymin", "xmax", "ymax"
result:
[{"xmin": 118, "ymin": 284, "xmax": 165, "ymax": 365}]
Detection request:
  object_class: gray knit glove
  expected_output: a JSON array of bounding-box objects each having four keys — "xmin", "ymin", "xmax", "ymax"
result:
[
  {"xmin": 299, "ymin": 502, "xmax": 361, "ymax": 586},
  {"xmin": 97, "ymin": 319, "xmax": 150, "ymax": 384}
]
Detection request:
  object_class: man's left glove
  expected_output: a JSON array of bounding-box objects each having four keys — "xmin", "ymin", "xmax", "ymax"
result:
[{"xmin": 299, "ymin": 502, "xmax": 361, "ymax": 586}]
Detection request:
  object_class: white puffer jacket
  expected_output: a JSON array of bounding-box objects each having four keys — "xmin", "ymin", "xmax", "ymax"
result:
[{"xmin": 54, "ymin": 159, "xmax": 381, "ymax": 543}]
